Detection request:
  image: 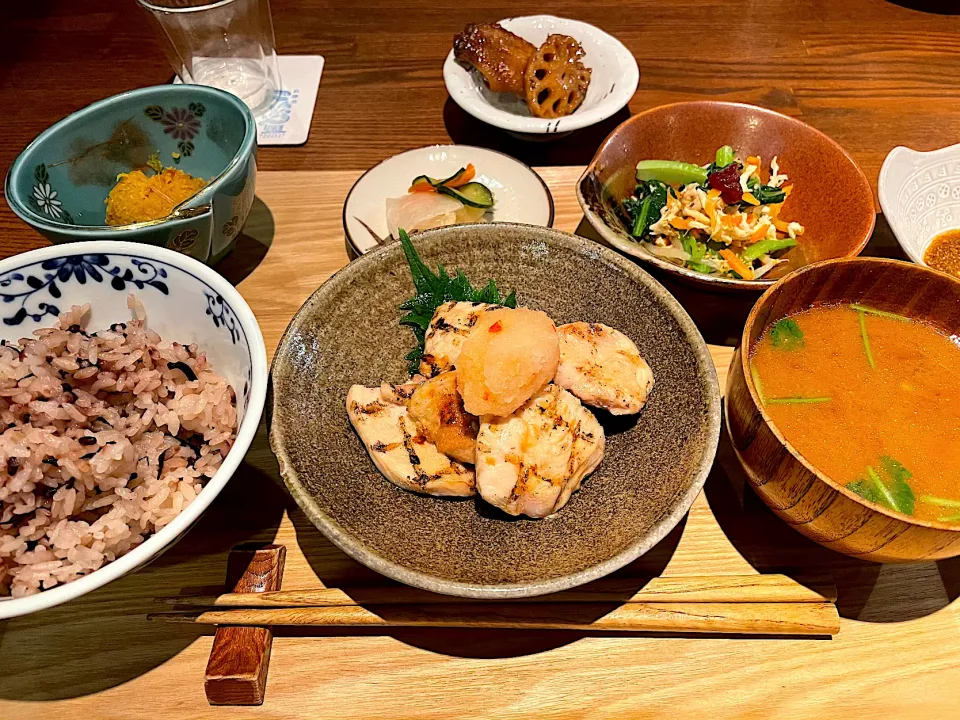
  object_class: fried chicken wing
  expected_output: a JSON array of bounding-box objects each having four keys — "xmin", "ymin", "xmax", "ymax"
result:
[
  {"xmin": 453, "ymin": 23, "xmax": 535, "ymax": 96},
  {"xmin": 555, "ymin": 323, "xmax": 654, "ymax": 415}
]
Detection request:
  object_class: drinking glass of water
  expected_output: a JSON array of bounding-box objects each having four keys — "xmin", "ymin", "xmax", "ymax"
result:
[{"xmin": 138, "ymin": 0, "xmax": 281, "ymax": 117}]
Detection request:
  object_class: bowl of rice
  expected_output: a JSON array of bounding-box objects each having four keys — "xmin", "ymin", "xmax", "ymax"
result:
[{"xmin": 0, "ymin": 241, "xmax": 266, "ymax": 619}]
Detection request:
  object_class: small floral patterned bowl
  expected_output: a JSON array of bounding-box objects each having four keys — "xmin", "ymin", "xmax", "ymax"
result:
[
  {"xmin": 0, "ymin": 240, "xmax": 267, "ymax": 619},
  {"xmin": 5, "ymin": 86, "xmax": 257, "ymax": 266}
]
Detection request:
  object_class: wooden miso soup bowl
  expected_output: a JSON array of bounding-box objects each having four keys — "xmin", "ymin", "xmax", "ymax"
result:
[{"xmin": 726, "ymin": 257, "xmax": 960, "ymax": 562}]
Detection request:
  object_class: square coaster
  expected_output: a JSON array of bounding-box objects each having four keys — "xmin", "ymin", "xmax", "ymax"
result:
[
  {"xmin": 174, "ymin": 55, "xmax": 324, "ymax": 146},
  {"xmin": 256, "ymin": 55, "xmax": 324, "ymax": 146}
]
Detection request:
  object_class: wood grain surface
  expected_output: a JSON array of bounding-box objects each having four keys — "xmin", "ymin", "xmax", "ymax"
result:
[
  {"xmin": 163, "ymin": 575, "xmax": 839, "ymax": 607},
  {"xmin": 154, "ymin": 602, "xmax": 842, "ymax": 637},
  {"xmin": 3, "ymin": 0, "xmax": 960, "ymax": 260},
  {"xmin": 204, "ymin": 544, "xmax": 287, "ymax": 705},
  {"xmin": 1, "ymin": 167, "xmax": 959, "ymax": 719}
]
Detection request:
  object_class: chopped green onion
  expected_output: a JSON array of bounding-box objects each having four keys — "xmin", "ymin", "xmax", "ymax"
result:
[
  {"xmin": 765, "ymin": 396, "xmax": 832, "ymax": 405},
  {"xmin": 920, "ymin": 494, "xmax": 960, "ymax": 509},
  {"xmin": 857, "ymin": 310, "xmax": 876, "ymax": 369},
  {"xmin": 938, "ymin": 513, "xmax": 960, "ymax": 523},
  {"xmin": 715, "ymin": 145, "xmax": 736, "ymax": 168},
  {"xmin": 749, "ymin": 360, "xmax": 766, "ymax": 406},
  {"xmin": 850, "ymin": 304, "xmax": 911, "ymax": 323},
  {"xmin": 742, "ymin": 238, "xmax": 797, "ymax": 262}
]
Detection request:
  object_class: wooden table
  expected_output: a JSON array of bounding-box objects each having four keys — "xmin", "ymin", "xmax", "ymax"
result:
[
  {"xmin": 3, "ymin": 0, "xmax": 960, "ymax": 258},
  {"xmin": 3, "ymin": 1, "xmax": 960, "ymax": 716},
  {"xmin": 2, "ymin": 167, "xmax": 960, "ymax": 719}
]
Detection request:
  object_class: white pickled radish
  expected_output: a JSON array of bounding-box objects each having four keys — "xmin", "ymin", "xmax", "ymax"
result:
[{"xmin": 386, "ymin": 193, "xmax": 464, "ymax": 238}]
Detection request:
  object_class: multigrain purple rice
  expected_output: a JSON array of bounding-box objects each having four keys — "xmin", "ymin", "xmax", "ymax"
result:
[{"xmin": 0, "ymin": 297, "xmax": 237, "ymax": 598}]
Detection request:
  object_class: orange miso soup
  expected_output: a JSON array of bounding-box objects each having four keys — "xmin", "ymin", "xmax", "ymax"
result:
[{"xmin": 750, "ymin": 303, "xmax": 960, "ymax": 524}]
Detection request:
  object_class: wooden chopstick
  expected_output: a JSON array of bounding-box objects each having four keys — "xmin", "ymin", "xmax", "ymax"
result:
[
  {"xmin": 148, "ymin": 601, "xmax": 840, "ymax": 636},
  {"xmin": 159, "ymin": 575, "xmax": 836, "ymax": 608}
]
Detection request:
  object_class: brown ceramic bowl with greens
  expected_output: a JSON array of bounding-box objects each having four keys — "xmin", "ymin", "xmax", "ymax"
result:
[
  {"xmin": 270, "ymin": 223, "xmax": 721, "ymax": 598},
  {"xmin": 577, "ymin": 101, "xmax": 876, "ymax": 291}
]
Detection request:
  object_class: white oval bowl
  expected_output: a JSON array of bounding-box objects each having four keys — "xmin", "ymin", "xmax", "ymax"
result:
[
  {"xmin": 443, "ymin": 15, "xmax": 639, "ymax": 136},
  {"xmin": 0, "ymin": 241, "xmax": 267, "ymax": 619},
  {"xmin": 878, "ymin": 142, "xmax": 960, "ymax": 266},
  {"xmin": 343, "ymin": 144, "xmax": 555, "ymax": 254}
]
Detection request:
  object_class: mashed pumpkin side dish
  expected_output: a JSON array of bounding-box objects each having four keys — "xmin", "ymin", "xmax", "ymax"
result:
[{"xmin": 104, "ymin": 167, "xmax": 206, "ymax": 226}]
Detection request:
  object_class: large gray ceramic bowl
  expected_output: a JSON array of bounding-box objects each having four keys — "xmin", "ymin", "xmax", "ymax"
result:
[{"xmin": 270, "ymin": 224, "xmax": 721, "ymax": 598}]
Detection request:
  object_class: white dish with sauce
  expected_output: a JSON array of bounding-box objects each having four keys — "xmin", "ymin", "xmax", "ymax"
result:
[
  {"xmin": 343, "ymin": 145, "xmax": 554, "ymax": 255},
  {"xmin": 879, "ymin": 143, "xmax": 960, "ymax": 269}
]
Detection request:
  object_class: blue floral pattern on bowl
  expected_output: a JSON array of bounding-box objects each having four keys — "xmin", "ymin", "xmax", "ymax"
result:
[
  {"xmin": 0, "ymin": 255, "xmax": 171, "ymax": 326},
  {"xmin": 0, "ymin": 252, "xmax": 252, "ymax": 408}
]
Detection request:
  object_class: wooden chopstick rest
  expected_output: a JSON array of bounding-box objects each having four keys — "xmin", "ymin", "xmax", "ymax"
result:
[{"xmin": 203, "ymin": 544, "xmax": 286, "ymax": 707}]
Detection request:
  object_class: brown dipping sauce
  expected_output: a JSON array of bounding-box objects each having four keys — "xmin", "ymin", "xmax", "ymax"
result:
[{"xmin": 924, "ymin": 229, "xmax": 960, "ymax": 277}]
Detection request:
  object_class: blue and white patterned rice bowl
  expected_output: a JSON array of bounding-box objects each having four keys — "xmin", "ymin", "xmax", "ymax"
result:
[{"xmin": 0, "ymin": 241, "xmax": 267, "ymax": 619}]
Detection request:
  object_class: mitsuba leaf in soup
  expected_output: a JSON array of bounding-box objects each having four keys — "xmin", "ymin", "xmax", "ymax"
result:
[
  {"xmin": 770, "ymin": 318, "xmax": 804, "ymax": 350},
  {"xmin": 846, "ymin": 457, "xmax": 915, "ymax": 516}
]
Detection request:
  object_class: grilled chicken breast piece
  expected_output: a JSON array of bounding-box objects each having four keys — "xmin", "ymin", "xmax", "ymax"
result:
[
  {"xmin": 379, "ymin": 378, "xmax": 424, "ymax": 406},
  {"xmin": 419, "ymin": 300, "xmax": 497, "ymax": 377},
  {"xmin": 408, "ymin": 371, "xmax": 479, "ymax": 465},
  {"xmin": 453, "ymin": 23, "xmax": 536, "ymax": 96},
  {"xmin": 347, "ymin": 385, "xmax": 475, "ymax": 497},
  {"xmin": 475, "ymin": 384, "xmax": 604, "ymax": 518},
  {"xmin": 555, "ymin": 323, "xmax": 654, "ymax": 415}
]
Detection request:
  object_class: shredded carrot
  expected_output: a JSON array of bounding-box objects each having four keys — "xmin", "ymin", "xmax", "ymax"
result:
[
  {"xmin": 749, "ymin": 224, "xmax": 770, "ymax": 243},
  {"xmin": 720, "ymin": 249, "xmax": 755, "ymax": 280},
  {"xmin": 768, "ymin": 203, "xmax": 782, "ymax": 219},
  {"xmin": 445, "ymin": 164, "xmax": 476, "ymax": 188},
  {"xmin": 722, "ymin": 214, "xmax": 741, "ymax": 227},
  {"xmin": 742, "ymin": 192, "xmax": 760, "ymax": 206},
  {"xmin": 409, "ymin": 181, "xmax": 436, "ymax": 193},
  {"xmin": 773, "ymin": 219, "xmax": 792, "ymax": 233},
  {"xmin": 670, "ymin": 217, "xmax": 692, "ymax": 230},
  {"xmin": 782, "ymin": 184, "xmax": 793, "ymax": 197},
  {"xmin": 707, "ymin": 189, "xmax": 722, "ymax": 200},
  {"xmin": 746, "ymin": 156, "xmax": 761, "ymax": 169}
]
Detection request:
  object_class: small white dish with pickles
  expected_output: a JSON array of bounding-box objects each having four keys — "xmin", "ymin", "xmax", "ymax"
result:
[{"xmin": 342, "ymin": 144, "xmax": 554, "ymax": 255}]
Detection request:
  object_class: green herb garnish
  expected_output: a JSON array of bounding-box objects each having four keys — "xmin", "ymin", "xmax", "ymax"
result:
[
  {"xmin": 847, "ymin": 457, "xmax": 915, "ymax": 515},
  {"xmin": 398, "ymin": 229, "xmax": 516, "ymax": 374},
  {"xmin": 770, "ymin": 318, "xmax": 804, "ymax": 350},
  {"xmin": 850, "ymin": 304, "xmax": 911, "ymax": 323},
  {"xmin": 857, "ymin": 310, "xmax": 876, "ymax": 369},
  {"xmin": 146, "ymin": 152, "xmax": 163, "ymax": 174}
]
